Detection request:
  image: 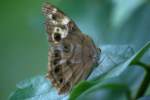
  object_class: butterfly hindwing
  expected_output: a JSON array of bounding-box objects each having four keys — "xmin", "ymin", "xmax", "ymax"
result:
[{"xmin": 43, "ymin": 2, "xmax": 100, "ymax": 94}]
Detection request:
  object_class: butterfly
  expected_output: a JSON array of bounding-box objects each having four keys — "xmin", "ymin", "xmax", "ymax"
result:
[{"xmin": 42, "ymin": 2, "xmax": 101, "ymax": 94}]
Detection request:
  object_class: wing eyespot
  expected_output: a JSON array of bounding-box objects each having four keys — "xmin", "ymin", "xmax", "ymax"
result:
[{"xmin": 53, "ymin": 32, "xmax": 61, "ymax": 42}]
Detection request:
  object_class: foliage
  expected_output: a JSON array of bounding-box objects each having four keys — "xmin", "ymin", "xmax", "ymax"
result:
[{"xmin": 9, "ymin": 42, "xmax": 150, "ymax": 100}]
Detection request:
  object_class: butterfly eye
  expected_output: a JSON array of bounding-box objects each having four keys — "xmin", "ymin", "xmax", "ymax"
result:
[{"xmin": 53, "ymin": 33, "xmax": 61, "ymax": 42}]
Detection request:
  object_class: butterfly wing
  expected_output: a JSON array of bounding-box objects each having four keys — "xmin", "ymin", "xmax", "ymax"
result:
[{"xmin": 43, "ymin": 3, "xmax": 100, "ymax": 94}]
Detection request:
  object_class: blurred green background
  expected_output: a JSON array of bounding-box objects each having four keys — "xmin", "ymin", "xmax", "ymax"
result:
[{"xmin": 0, "ymin": 0, "xmax": 150, "ymax": 100}]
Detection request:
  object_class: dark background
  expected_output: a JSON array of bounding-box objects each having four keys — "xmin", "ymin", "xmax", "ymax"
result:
[{"xmin": 0, "ymin": 0, "xmax": 150, "ymax": 100}]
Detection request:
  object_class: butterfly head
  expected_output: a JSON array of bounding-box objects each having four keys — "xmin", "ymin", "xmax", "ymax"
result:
[{"xmin": 42, "ymin": 3, "xmax": 72, "ymax": 44}]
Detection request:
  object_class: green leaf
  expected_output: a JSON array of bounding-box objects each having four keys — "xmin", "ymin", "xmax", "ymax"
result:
[
  {"xmin": 139, "ymin": 96, "xmax": 150, "ymax": 100},
  {"xmin": 95, "ymin": 41, "xmax": 150, "ymax": 81},
  {"xmin": 69, "ymin": 81, "xmax": 95, "ymax": 100},
  {"xmin": 131, "ymin": 41, "xmax": 150, "ymax": 65},
  {"xmin": 88, "ymin": 45, "xmax": 135, "ymax": 80},
  {"xmin": 78, "ymin": 83, "xmax": 131, "ymax": 100},
  {"xmin": 9, "ymin": 75, "xmax": 69, "ymax": 100},
  {"xmin": 74, "ymin": 66, "xmax": 145, "ymax": 100}
]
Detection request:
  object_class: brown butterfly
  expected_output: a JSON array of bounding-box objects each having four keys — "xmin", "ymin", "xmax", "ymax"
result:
[{"xmin": 42, "ymin": 2, "xmax": 101, "ymax": 94}]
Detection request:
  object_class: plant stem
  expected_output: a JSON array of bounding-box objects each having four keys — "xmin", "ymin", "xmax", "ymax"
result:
[
  {"xmin": 135, "ymin": 61, "xmax": 150, "ymax": 99},
  {"xmin": 137, "ymin": 61, "xmax": 150, "ymax": 71}
]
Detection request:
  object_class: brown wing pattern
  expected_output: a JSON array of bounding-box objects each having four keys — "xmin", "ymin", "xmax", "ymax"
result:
[{"xmin": 43, "ymin": 3, "xmax": 100, "ymax": 94}]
